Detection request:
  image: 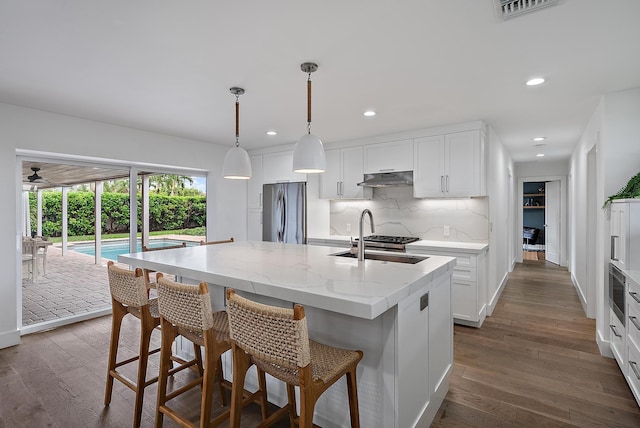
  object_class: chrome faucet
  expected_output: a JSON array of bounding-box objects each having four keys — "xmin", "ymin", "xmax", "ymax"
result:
[{"xmin": 358, "ymin": 209, "xmax": 375, "ymax": 261}]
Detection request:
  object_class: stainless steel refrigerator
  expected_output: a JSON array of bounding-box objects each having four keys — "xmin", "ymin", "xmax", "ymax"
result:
[{"xmin": 262, "ymin": 182, "xmax": 306, "ymax": 244}]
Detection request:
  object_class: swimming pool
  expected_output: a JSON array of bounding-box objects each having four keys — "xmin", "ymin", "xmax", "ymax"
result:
[{"xmin": 70, "ymin": 239, "xmax": 198, "ymax": 261}]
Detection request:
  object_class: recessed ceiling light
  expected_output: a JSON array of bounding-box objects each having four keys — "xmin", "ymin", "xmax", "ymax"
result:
[
  {"xmin": 363, "ymin": 110, "xmax": 376, "ymax": 117},
  {"xmin": 266, "ymin": 130, "xmax": 277, "ymax": 136},
  {"xmin": 534, "ymin": 143, "xmax": 546, "ymax": 148},
  {"xmin": 536, "ymin": 153, "xmax": 545, "ymax": 157},
  {"xmin": 533, "ymin": 137, "xmax": 546, "ymax": 141},
  {"xmin": 526, "ymin": 77, "xmax": 545, "ymax": 86}
]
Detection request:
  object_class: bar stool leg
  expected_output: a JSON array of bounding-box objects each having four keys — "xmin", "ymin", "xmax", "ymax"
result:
[
  {"xmin": 104, "ymin": 301, "xmax": 126, "ymax": 406},
  {"xmin": 346, "ymin": 367, "xmax": 361, "ymax": 428},
  {"xmin": 229, "ymin": 345, "xmax": 252, "ymax": 428},
  {"xmin": 134, "ymin": 319, "xmax": 155, "ymax": 428},
  {"xmin": 156, "ymin": 321, "xmax": 177, "ymax": 428},
  {"xmin": 286, "ymin": 384, "xmax": 297, "ymax": 426},
  {"xmin": 216, "ymin": 358, "xmax": 226, "ymax": 406},
  {"xmin": 257, "ymin": 368, "xmax": 269, "ymax": 421}
]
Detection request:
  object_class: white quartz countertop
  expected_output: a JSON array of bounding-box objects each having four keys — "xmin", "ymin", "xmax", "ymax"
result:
[
  {"xmin": 308, "ymin": 235, "xmax": 488, "ymax": 254},
  {"xmin": 406, "ymin": 240, "xmax": 488, "ymax": 254},
  {"xmin": 118, "ymin": 241, "xmax": 455, "ymax": 320}
]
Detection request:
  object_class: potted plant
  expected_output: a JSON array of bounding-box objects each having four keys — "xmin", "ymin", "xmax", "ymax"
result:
[{"xmin": 603, "ymin": 171, "xmax": 640, "ymax": 208}]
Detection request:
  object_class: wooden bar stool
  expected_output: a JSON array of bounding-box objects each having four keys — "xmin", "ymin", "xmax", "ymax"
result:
[
  {"xmin": 104, "ymin": 261, "xmax": 161, "ymax": 428},
  {"xmin": 199, "ymin": 237, "xmax": 234, "ymax": 245},
  {"xmin": 226, "ymin": 288, "xmax": 364, "ymax": 428},
  {"xmin": 155, "ymin": 275, "xmax": 265, "ymax": 427}
]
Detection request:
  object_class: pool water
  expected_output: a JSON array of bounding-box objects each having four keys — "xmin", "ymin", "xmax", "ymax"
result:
[{"xmin": 70, "ymin": 239, "xmax": 197, "ymax": 261}]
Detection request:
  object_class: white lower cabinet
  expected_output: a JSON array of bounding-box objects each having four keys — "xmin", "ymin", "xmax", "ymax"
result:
[
  {"xmin": 408, "ymin": 248, "xmax": 487, "ymax": 327},
  {"xmin": 610, "ymin": 308, "xmax": 626, "ymax": 369},
  {"xmin": 626, "ymin": 275, "xmax": 640, "ymax": 404}
]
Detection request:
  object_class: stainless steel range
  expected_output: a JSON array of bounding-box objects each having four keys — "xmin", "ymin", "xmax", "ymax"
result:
[{"xmin": 353, "ymin": 235, "xmax": 420, "ymax": 252}]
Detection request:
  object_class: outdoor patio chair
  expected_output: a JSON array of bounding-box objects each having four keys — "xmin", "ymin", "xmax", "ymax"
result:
[{"xmin": 22, "ymin": 237, "xmax": 36, "ymax": 282}]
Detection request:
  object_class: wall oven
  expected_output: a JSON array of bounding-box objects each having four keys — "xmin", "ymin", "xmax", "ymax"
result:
[{"xmin": 609, "ymin": 263, "xmax": 626, "ymax": 325}]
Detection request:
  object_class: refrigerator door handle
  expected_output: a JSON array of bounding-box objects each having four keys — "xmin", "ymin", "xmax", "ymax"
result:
[{"xmin": 276, "ymin": 187, "xmax": 286, "ymax": 242}]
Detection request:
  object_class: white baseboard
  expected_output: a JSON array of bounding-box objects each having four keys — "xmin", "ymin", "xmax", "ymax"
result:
[
  {"xmin": 0, "ymin": 328, "xmax": 21, "ymax": 349},
  {"xmin": 597, "ymin": 328, "xmax": 614, "ymax": 358},
  {"xmin": 487, "ymin": 271, "xmax": 509, "ymax": 316},
  {"xmin": 571, "ymin": 272, "xmax": 588, "ymax": 316}
]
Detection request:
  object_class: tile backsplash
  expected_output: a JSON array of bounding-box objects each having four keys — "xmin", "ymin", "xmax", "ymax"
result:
[{"xmin": 330, "ymin": 186, "xmax": 488, "ymax": 243}]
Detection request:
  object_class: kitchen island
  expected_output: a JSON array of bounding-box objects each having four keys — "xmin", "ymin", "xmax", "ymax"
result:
[{"xmin": 119, "ymin": 241, "xmax": 455, "ymax": 428}]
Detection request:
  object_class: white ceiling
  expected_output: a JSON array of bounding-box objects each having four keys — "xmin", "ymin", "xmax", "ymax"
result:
[{"xmin": 2, "ymin": 1, "xmax": 639, "ymax": 163}]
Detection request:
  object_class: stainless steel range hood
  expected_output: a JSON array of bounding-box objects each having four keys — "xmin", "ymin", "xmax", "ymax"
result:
[{"xmin": 357, "ymin": 171, "xmax": 413, "ymax": 187}]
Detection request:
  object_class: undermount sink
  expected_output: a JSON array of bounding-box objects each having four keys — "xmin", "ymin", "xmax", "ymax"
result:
[{"xmin": 332, "ymin": 250, "xmax": 428, "ymax": 264}]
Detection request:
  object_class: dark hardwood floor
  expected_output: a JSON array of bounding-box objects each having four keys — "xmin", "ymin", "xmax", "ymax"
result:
[
  {"xmin": 433, "ymin": 260, "xmax": 640, "ymax": 427},
  {"xmin": 1, "ymin": 261, "xmax": 639, "ymax": 427}
]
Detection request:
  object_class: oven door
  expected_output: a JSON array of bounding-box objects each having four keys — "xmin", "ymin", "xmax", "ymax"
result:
[{"xmin": 609, "ymin": 263, "xmax": 626, "ymax": 325}]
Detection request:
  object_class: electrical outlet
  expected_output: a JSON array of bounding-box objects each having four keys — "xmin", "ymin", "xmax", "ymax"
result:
[
  {"xmin": 346, "ymin": 223, "xmax": 351, "ymax": 233},
  {"xmin": 443, "ymin": 226, "xmax": 450, "ymax": 237}
]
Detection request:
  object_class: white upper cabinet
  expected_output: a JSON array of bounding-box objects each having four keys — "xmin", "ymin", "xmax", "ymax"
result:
[
  {"xmin": 364, "ymin": 139, "xmax": 413, "ymax": 174},
  {"xmin": 262, "ymin": 151, "xmax": 307, "ymax": 184},
  {"xmin": 320, "ymin": 146, "xmax": 371, "ymax": 199},
  {"xmin": 247, "ymin": 155, "xmax": 263, "ymax": 210},
  {"xmin": 414, "ymin": 130, "xmax": 486, "ymax": 198},
  {"xmin": 610, "ymin": 200, "xmax": 640, "ymax": 270}
]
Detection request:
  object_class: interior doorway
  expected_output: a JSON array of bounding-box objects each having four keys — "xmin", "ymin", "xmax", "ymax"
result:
[{"xmin": 518, "ymin": 175, "xmax": 566, "ymax": 266}]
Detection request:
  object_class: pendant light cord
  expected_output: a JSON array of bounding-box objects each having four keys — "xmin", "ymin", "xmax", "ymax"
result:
[
  {"xmin": 307, "ymin": 73, "xmax": 312, "ymax": 134},
  {"xmin": 235, "ymin": 94, "xmax": 240, "ymax": 148}
]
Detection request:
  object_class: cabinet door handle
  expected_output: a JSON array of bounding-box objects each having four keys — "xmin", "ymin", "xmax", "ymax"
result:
[
  {"xmin": 341, "ymin": 181, "xmax": 344, "ymax": 196},
  {"xmin": 631, "ymin": 361, "xmax": 640, "ymax": 380},
  {"xmin": 446, "ymin": 175, "xmax": 449, "ymax": 192},
  {"xmin": 610, "ymin": 324, "xmax": 622, "ymax": 337},
  {"xmin": 630, "ymin": 316, "xmax": 640, "ymax": 331},
  {"xmin": 379, "ymin": 168, "xmax": 394, "ymax": 172},
  {"xmin": 611, "ymin": 236, "xmax": 619, "ymax": 261},
  {"xmin": 630, "ymin": 292, "xmax": 640, "ymax": 304},
  {"xmin": 440, "ymin": 176, "xmax": 444, "ymax": 193},
  {"xmin": 259, "ymin": 192, "xmax": 262, "ymax": 207},
  {"xmin": 337, "ymin": 182, "xmax": 340, "ymax": 196}
]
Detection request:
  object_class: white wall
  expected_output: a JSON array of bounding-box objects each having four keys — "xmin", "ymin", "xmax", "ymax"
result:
[
  {"xmin": 569, "ymin": 86, "xmax": 640, "ymax": 354},
  {"xmin": 569, "ymin": 102, "xmax": 602, "ymax": 318},
  {"xmin": 486, "ymin": 126, "xmax": 514, "ymax": 314},
  {"xmin": 0, "ymin": 102, "xmax": 247, "ymax": 348},
  {"xmin": 516, "ymin": 160, "xmax": 569, "ymax": 177}
]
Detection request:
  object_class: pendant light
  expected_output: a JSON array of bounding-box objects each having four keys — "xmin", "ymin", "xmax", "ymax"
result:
[
  {"xmin": 292, "ymin": 62, "xmax": 326, "ymax": 173},
  {"xmin": 223, "ymin": 87, "xmax": 252, "ymax": 179}
]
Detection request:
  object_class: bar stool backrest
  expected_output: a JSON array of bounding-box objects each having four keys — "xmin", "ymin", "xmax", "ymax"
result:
[
  {"xmin": 226, "ymin": 291, "xmax": 311, "ymax": 371},
  {"xmin": 156, "ymin": 277, "xmax": 214, "ymax": 332},
  {"xmin": 107, "ymin": 262, "xmax": 149, "ymax": 308}
]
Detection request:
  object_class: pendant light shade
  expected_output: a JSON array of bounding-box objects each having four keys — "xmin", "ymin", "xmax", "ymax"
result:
[
  {"xmin": 293, "ymin": 133, "xmax": 326, "ymax": 173},
  {"xmin": 222, "ymin": 146, "xmax": 252, "ymax": 179},
  {"xmin": 223, "ymin": 87, "xmax": 252, "ymax": 180},
  {"xmin": 293, "ymin": 62, "xmax": 326, "ymax": 173}
]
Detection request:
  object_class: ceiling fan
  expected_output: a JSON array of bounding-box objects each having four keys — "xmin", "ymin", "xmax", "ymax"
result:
[{"xmin": 27, "ymin": 167, "xmax": 47, "ymax": 183}]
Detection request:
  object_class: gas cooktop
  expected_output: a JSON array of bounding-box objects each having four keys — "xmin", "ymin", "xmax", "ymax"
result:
[
  {"xmin": 353, "ymin": 235, "xmax": 420, "ymax": 251},
  {"xmin": 362, "ymin": 235, "xmax": 420, "ymax": 244}
]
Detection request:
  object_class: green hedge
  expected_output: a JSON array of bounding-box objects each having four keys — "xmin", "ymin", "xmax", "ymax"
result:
[{"xmin": 28, "ymin": 192, "xmax": 206, "ymax": 237}]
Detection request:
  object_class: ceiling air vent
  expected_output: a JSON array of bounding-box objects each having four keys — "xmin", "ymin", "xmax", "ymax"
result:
[{"xmin": 496, "ymin": 0, "xmax": 559, "ymax": 20}]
